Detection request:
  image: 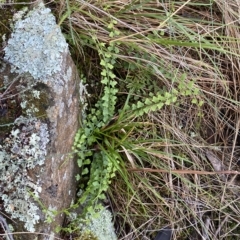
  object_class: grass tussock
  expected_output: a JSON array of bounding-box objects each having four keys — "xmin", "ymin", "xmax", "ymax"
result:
[{"xmin": 49, "ymin": 0, "xmax": 240, "ymax": 239}]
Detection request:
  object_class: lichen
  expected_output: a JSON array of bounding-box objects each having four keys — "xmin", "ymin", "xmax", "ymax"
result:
[
  {"xmin": 4, "ymin": 2, "xmax": 68, "ymax": 81},
  {"xmin": 0, "ymin": 116, "xmax": 49, "ymax": 232},
  {"xmin": 71, "ymin": 208, "xmax": 117, "ymax": 240},
  {"xmin": 1, "ymin": 1, "xmax": 81, "ymax": 234}
]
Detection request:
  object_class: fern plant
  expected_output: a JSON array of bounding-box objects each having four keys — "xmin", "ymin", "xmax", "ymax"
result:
[
  {"xmin": 72, "ymin": 17, "xmax": 203, "ymax": 233},
  {"xmin": 72, "ymin": 20, "xmax": 120, "ymax": 222},
  {"xmin": 130, "ymin": 73, "xmax": 203, "ymax": 117}
]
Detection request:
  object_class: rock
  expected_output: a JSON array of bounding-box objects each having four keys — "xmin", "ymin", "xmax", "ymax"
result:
[{"xmin": 0, "ymin": 2, "xmax": 81, "ymax": 239}]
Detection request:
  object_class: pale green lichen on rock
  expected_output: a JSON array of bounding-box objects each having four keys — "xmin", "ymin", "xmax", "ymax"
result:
[
  {"xmin": 0, "ymin": 116, "xmax": 49, "ymax": 232},
  {"xmin": 0, "ymin": 2, "xmax": 69, "ymax": 232},
  {"xmin": 71, "ymin": 208, "xmax": 117, "ymax": 240},
  {"xmin": 0, "ymin": 2, "xmax": 73, "ymax": 234},
  {"xmin": 4, "ymin": 2, "xmax": 68, "ymax": 81},
  {"xmin": 82, "ymin": 208, "xmax": 117, "ymax": 240}
]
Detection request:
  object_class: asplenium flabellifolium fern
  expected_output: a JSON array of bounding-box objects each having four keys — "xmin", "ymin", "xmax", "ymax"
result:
[
  {"xmin": 130, "ymin": 73, "xmax": 203, "ymax": 117},
  {"xmin": 72, "ymin": 18, "xmax": 203, "ymax": 224},
  {"xmin": 73, "ymin": 20, "xmax": 120, "ymax": 219}
]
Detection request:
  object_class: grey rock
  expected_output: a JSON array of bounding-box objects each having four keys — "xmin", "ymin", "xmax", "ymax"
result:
[{"xmin": 0, "ymin": 2, "xmax": 81, "ymax": 239}]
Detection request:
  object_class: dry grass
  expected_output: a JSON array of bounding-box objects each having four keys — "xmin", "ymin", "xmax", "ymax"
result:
[{"xmin": 50, "ymin": 0, "xmax": 240, "ymax": 239}]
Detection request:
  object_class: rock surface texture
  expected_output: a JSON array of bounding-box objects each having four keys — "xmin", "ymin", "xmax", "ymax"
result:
[{"xmin": 0, "ymin": 2, "xmax": 80, "ymax": 239}]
